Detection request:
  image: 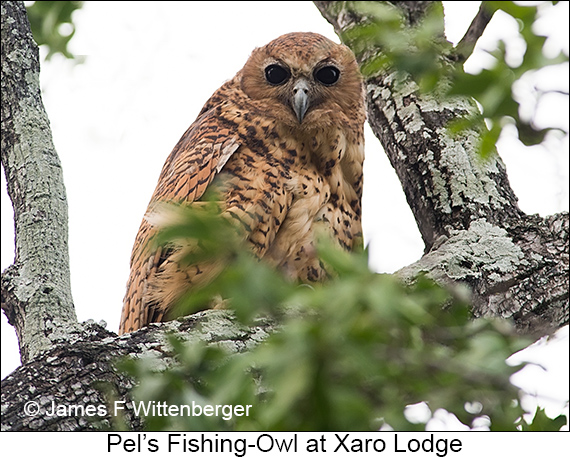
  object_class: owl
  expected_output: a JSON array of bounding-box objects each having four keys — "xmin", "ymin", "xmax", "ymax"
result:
[{"xmin": 119, "ymin": 32, "xmax": 365, "ymax": 334}]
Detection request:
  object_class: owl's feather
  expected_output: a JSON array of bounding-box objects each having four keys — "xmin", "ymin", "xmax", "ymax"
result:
[{"xmin": 119, "ymin": 32, "xmax": 365, "ymax": 334}]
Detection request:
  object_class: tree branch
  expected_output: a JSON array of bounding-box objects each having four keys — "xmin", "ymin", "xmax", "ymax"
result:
[
  {"xmin": 1, "ymin": 310, "xmax": 273, "ymax": 431},
  {"xmin": 315, "ymin": 1, "xmax": 524, "ymax": 248},
  {"xmin": 1, "ymin": 1, "xmax": 77, "ymax": 364},
  {"xmin": 314, "ymin": 1, "xmax": 568, "ymax": 334},
  {"xmin": 454, "ymin": 1, "xmax": 494, "ymax": 62}
]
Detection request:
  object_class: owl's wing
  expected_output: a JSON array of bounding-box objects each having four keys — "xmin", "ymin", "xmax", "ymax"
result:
[
  {"xmin": 153, "ymin": 110, "xmax": 240, "ymax": 203},
  {"xmin": 119, "ymin": 105, "xmax": 241, "ymax": 334}
]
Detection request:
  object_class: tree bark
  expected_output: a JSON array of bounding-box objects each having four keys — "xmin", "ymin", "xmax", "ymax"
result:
[
  {"xmin": 1, "ymin": 310, "xmax": 272, "ymax": 431},
  {"xmin": 314, "ymin": 0, "xmax": 568, "ymax": 336},
  {"xmin": 1, "ymin": 1, "xmax": 77, "ymax": 364},
  {"xmin": 454, "ymin": 2, "xmax": 493, "ymax": 62}
]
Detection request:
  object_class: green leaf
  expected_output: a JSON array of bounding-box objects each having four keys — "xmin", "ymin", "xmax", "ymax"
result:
[
  {"xmin": 26, "ymin": 1, "xmax": 84, "ymax": 60},
  {"xmin": 519, "ymin": 407, "xmax": 567, "ymax": 431}
]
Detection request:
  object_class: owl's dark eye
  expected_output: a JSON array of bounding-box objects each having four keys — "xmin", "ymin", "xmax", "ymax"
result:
[
  {"xmin": 314, "ymin": 65, "xmax": 340, "ymax": 85},
  {"xmin": 265, "ymin": 64, "xmax": 290, "ymax": 85}
]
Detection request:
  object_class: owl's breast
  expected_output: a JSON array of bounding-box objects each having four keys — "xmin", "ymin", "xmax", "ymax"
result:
[{"xmin": 214, "ymin": 123, "xmax": 361, "ymax": 282}]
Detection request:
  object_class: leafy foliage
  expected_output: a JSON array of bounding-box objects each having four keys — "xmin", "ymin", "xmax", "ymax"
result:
[
  {"xmin": 517, "ymin": 407, "xmax": 568, "ymax": 432},
  {"xmin": 337, "ymin": 1, "xmax": 568, "ymax": 157},
  {"xmin": 26, "ymin": 1, "xmax": 83, "ymax": 60},
  {"xmin": 340, "ymin": 2, "xmax": 451, "ymax": 92},
  {"xmin": 449, "ymin": 2, "xmax": 568, "ymax": 152},
  {"xmin": 117, "ymin": 204, "xmax": 566, "ymax": 431}
]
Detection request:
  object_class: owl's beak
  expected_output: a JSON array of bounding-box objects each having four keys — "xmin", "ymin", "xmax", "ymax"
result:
[{"xmin": 292, "ymin": 79, "xmax": 310, "ymax": 123}]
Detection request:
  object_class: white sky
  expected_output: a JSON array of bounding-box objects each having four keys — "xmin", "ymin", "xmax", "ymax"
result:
[{"xmin": 1, "ymin": 1, "xmax": 568, "ymax": 429}]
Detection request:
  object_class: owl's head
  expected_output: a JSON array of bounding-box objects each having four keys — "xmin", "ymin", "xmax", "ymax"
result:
[{"xmin": 240, "ymin": 32, "xmax": 364, "ymax": 129}]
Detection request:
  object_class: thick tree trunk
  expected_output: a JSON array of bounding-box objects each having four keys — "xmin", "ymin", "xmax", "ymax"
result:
[
  {"xmin": 1, "ymin": 1, "xmax": 77, "ymax": 364},
  {"xmin": 314, "ymin": 0, "xmax": 569, "ymax": 336}
]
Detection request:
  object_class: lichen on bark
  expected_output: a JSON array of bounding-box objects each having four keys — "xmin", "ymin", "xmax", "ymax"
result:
[{"xmin": 1, "ymin": 0, "xmax": 77, "ymax": 364}]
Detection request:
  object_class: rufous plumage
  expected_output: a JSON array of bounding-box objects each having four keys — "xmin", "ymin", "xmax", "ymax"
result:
[{"xmin": 119, "ymin": 32, "xmax": 365, "ymax": 334}]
